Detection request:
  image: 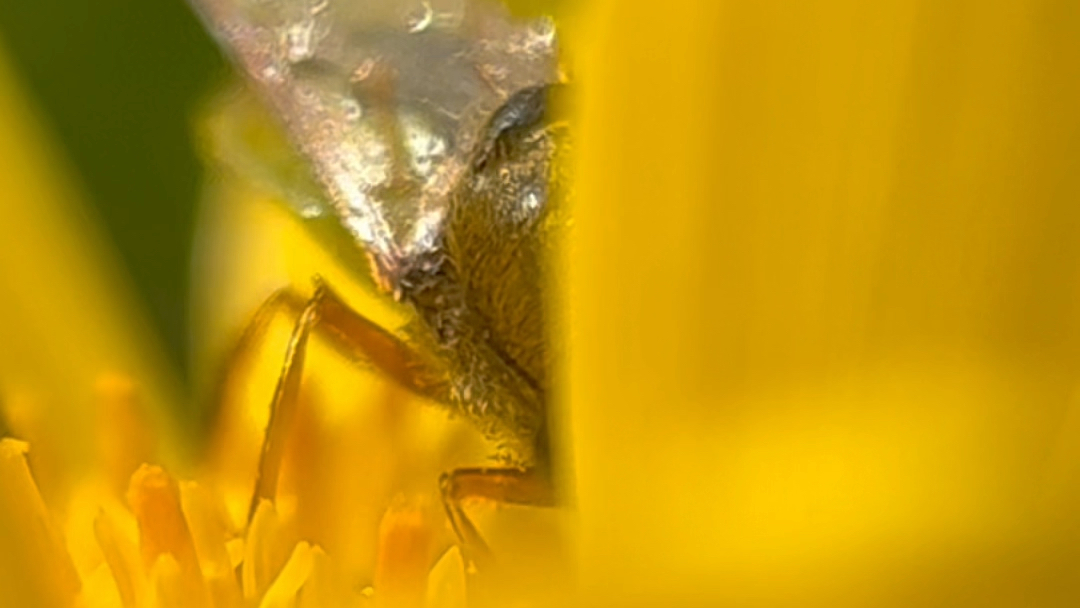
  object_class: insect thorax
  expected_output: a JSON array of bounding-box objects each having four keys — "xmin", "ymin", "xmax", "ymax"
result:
[{"xmin": 395, "ymin": 85, "xmax": 562, "ymax": 466}]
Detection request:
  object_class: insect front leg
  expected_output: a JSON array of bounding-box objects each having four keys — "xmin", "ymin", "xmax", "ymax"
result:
[
  {"xmin": 215, "ymin": 277, "xmax": 442, "ymax": 524},
  {"xmin": 245, "ymin": 284, "xmax": 316, "ymax": 522}
]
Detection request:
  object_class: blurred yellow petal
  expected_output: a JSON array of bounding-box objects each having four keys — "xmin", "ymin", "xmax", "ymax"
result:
[
  {"xmin": 258, "ymin": 541, "xmax": 314, "ymax": 608},
  {"xmin": 179, "ymin": 481, "xmax": 244, "ymax": 608},
  {"xmin": 145, "ymin": 554, "xmax": 188, "ymax": 608},
  {"xmin": 425, "ymin": 547, "xmax": 467, "ymax": 608},
  {"xmin": 295, "ymin": 546, "xmax": 339, "ymax": 608},
  {"xmin": 243, "ymin": 500, "xmax": 292, "ymax": 602},
  {"xmin": 93, "ymin": 507, "xmax": 146, "ymax": 608},
  {"xmin": 572, "ymin": 0, "xmax": 1080, "ymax": 605},
  {"xmin": 0, "ymin": 439, "xmax": 80, "ymax": 608},
  {"xmin": 0, "ymin": 39, "xmax": 182, "ymax": 502},
  {"xmin": 78, "ymin": 563, "xmax": 124, "ymax": 608}
]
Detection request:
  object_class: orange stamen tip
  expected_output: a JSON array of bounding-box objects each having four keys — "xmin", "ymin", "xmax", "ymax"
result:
[
  {"xmin": 125, "ymin": 464, "xmax": 201, "ymax": 580},
  {"xmin": 374, "ymin": 495, "xmax": 435, "ymax": 608}
]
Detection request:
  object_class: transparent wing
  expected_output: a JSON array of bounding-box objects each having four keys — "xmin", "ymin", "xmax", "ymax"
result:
[{"xmin": 189, "ymin": 0, "xmax": 560, "ymax": 285}]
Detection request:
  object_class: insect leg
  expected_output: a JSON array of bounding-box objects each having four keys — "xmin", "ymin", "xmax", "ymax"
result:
[
  {"xmin": 232, "ymin": 277, "xmax": 442, "ymax": 524},
  {"xmin": 439, "ymin": 467, "xmax": 554, "ymax": 567},
  {"xmin": 210, "ymin": 286, "xmax": 307, "ymax": 407},
  {"xmin": 245, "ymin": 286, "xmax": 317, "ymax": 523}
]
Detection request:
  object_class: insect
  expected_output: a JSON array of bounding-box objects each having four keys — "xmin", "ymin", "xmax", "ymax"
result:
[{"xmin": 189, "ymin": 0, "xmax": 568, "ymax": 566}]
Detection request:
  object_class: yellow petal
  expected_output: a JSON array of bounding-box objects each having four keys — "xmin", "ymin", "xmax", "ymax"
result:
[
  {"xmin": 258, "ymin": 541, "xmax": 314, "ymax": 608},
  {"xmin": 146, "ymin": 554, "xmax": 194, "ymax": 608},
  {"xmin": 243, "ymin": 499, "xmax": 293, "ymax": 602},
  {"xmin": 296, "ymin": 546, "xmax": 344, "ymax": 608},
  {"xmin": 0, "ymin": 40, "xmax": 181, "ymax": 502},
  {"xmin": 179, "ymin": 481, "xmax": 243, "ymax": 608},
  {"xmin": 94, "ymin": 506, "xmax": 146, "ymax": 608},
  {"xmin": 425, "ymin": 547, "xmax": 466, "ymax": 608},
  {"xmin": 0, "ymin": 439, "xmax": 81, "ymax": 607},
  {"xmin": 572, "ymin": 0, "xmax": 1080, "ymax": 604},
  {"xmin": 78, "ymin": 563, "xmax": 124, "ymax": 608}
]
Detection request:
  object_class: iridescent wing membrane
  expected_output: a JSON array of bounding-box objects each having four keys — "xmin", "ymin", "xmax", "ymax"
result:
[{"xmin": 190, "ymin": 0, "xmax": 560, "ymax": 286}]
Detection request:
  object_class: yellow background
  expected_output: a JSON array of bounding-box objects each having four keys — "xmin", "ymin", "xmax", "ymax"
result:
[{"xmin": 571, "ymin": 1, "xmax": 1080, "ymax": 605}]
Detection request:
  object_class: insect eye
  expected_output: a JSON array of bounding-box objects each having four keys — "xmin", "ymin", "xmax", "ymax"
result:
[
  {"xmin": 489, "ymin": 86, "xmax": 550, "ymax": 138},
  {"xmin": 475, "ymin": 85, "xmax": 555, "ymax": 170}
]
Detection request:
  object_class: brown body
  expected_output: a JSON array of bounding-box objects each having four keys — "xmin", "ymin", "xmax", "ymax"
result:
[{"xmin": 397, "ymin": 85, "xmax": 564, "ymax": 468}]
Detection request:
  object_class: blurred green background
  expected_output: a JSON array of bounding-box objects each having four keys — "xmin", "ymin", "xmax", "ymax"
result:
[{"xmin": 0, "ymin": 0, "xmax": 224, "ymax": 382}]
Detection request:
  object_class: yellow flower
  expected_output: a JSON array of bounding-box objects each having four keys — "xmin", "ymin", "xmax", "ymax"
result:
[{"xmin": 6, "ymin": 1, "xmax": 1080, "ymax": 607}]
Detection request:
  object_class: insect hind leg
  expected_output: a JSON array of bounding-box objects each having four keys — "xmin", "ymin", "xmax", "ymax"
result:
[{"xmin": 439, "ymin": 466, "xmax": 555, "ymax": 569}]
